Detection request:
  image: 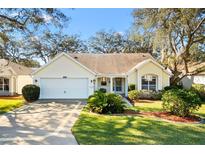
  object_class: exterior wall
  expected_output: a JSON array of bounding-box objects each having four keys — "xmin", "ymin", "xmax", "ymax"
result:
[
  {"xmin": 136, "ymin": 61, "xmax": 170, "ymax": 91},
  {"xmin": 16, "ymin": 75, "xmax": 33, "ymax": 94},
  {"xmin": 162, "ymin": 71, "xmax": 170, "ymax": 89},
  {"xmin": 33, "ymin": 55, "xmax": 95, "ymax": 97},
  {"xmin": 128, "ymin": 70, "xmax": 137, "ymax": 89}
]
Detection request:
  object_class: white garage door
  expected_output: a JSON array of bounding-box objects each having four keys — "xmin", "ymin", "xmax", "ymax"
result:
[{"xmin": 40, "ymin": 78, "xmax": 88, "ymax": 99}]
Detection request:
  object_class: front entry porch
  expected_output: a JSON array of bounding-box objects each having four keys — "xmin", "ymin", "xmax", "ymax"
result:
[{"xmin": 94, "ymin": 76, "xmax": 128, "ymax": 96}]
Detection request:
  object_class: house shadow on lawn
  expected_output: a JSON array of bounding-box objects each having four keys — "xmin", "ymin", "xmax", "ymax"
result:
[{"xmin": 72, "ymin": 112, "xmax": 205, "ymax": 145}]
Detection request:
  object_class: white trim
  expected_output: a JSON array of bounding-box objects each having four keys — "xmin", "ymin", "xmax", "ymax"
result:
[
  {"xmin": 125, "ymin": 76, "xmax": 128, "ymax": 97},
  {"xmin": 127, "ymin": 59, "xmax": 171, "ymax": 76},
  {"xmin": 32, "ymin": 52, "xmax": 96, "ymax": 75},
  {"xmin": 110, "ymin": 77, "xmax": 113, "ymax": 93}
]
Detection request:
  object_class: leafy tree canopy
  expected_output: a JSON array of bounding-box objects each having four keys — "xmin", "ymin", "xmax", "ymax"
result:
[
  {"xmin": 88, "ymin": 30, "xmax": 150, "ymax": 53},
  {"xmin": 133, "ymin": 8, "xmax": 205, "ymax": 85},
  {"xmin": 0, "ymin": 8, "xmax": 69, "ymax": 63}
]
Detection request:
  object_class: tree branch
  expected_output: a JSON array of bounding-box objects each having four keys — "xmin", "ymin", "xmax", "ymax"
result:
[
  {"xmin": 191, "ymin": 17, "xmax": 205, "ymax": 36},
  {"xmin": 0, "ymin": 15, "xmax": 25, "ymax": 29}
]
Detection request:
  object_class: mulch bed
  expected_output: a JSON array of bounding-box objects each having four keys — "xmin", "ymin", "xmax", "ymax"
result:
[
  {"xmin": 123, "ymin": 110, "xmax": 201, "ymax": 123},
  {"xmin": 0, "ymin": 95, "xmax": 22, "ymax": 99}
]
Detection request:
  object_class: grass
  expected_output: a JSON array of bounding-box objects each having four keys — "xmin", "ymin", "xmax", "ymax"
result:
[
  {"xmin": 131, "ymin": 100, "xmax": 205, "ymax": 118},
  {"xmin": 72, "ymin": 100, "xmax": 205, "ymax": 145},
  {"xmin": 130, "ymin": 100, "xmax": 163, "ymax": 112},
  {"xmin": 0, "ymin": 96, "xmax": 24, "ymax": 114}
]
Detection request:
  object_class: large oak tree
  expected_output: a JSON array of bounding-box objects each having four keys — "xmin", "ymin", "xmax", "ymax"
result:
[
  {"xmin": 0, "ymin": 8, "xmax": 69, "ymax": 66},
  {"xmin": 133, "ymin": 8, "xmax": 205, "ymax": 85}
]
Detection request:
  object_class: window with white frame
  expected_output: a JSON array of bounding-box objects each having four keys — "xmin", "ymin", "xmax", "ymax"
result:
[
  {"xmin": 141, "ymin": 75, "xmax": 157, "ymax": 91},
  {"xmin": 0, "ymin": 77, "xmax": 9, "ymax": 91}
]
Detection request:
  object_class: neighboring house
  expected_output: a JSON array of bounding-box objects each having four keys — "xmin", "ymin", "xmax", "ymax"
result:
[
  {"xmin": 0, "ymin": 59, "xmax": 33, "ymax": 96},
  {"xmin": 181, "ymin": 62, "xmax": 205, "ymax": 89},
  {"xmin": 33, "ymin": 52, "xmax": 170, "ymax": 99}
]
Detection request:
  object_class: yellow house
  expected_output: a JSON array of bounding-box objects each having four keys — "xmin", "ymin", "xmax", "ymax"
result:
[{"xmin": 33, "ymin": 53, "xmax": 171, "ymax": 99}]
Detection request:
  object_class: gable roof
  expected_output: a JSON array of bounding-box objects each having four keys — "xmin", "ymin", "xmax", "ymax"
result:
[
  {"xmin": 68, "ymin": 53, "xmax": 154, "ymax": 74},
  {"xmin": 0, "ymin": 59, "xmax": 33, "ymax": 75},
  {"xmin": 32, "ymin": 52, "xmax": 97, "ymax": 75}
]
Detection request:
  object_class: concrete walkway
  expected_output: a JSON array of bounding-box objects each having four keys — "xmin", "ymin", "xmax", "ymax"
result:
[
  {"xmin": 122, "ymin": 97, "xmax": 133, "ymax": 107},
  {"xmin": 0, "ymin": 100, "xmax": 84, "ymax": 145}
]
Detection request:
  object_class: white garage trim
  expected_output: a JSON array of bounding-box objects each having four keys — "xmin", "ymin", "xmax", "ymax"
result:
[{"xmin": 39, "ymin": 77, "xmax": 89, "ymax": 99}]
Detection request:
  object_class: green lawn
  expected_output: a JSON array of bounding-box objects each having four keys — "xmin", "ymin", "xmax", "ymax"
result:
[
  {"xmin": 72, "ymin": 101, "xmax": 205, "ymax": 145},
  {"xmin": 131, "ymin": 100, "xmax": 205, "ymax": 118},
  {"xmin": 0, "ymin": 97, "xmax": 24, "ymax": 114},
  {"xmin": 130, "ymin": 100, "xmax": 163, "ymax": 112}
]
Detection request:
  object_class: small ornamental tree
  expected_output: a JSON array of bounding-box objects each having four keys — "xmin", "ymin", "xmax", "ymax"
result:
[{"xmin": 162, "ymin": 89, "xmax": 201, "ymax": 117}]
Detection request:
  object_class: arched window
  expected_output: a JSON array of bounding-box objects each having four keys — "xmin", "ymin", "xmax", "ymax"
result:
[
  {"xmin": 141, "ymin": 75, "xmax": 157, "ymax": 91},
  {"xmin": 0, "ymin": 77, "xmax": 9, "ymax": 91}
]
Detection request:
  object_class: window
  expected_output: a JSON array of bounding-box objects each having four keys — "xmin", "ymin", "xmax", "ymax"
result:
[
  {"xmin": 141, "ymin": 75, "xmax": 157, "ymax": 91},
  {"xmin": 0, "ymin": 78, "xmax": 9, "ymax": 91},
  {"xmin": 115, "ymin": 78, "xmax": 122, "ymax": 92}
]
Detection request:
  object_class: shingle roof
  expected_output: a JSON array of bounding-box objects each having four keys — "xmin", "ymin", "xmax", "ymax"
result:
[
  {"xmin": 68, "ymin": 53, "xmax": 153, "ymax": 74},
  {"xmin": 0, "ymin": 59, "xmax": 33, "ymax": 75}
]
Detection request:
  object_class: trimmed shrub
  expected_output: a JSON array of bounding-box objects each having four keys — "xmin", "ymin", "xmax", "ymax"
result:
[
  {"xmin": 22, "ymin": 84, "xmax": 40, "ymax": 102},
  {"xmin": 104, "ymin": 93, "xmax": 126, "ymax": 114},
  {"xmin": 87, "ymin": 91, "xmax": 126, "ymax": 114},
  {"xmin": 99, "ymin": 88, "xmax": 106, "ymax": 93},
  {"xmin": 190, "ymin": 84, "xmax": 205, "ymax": 101},
  {"xmin": 164, "ymin": 85, "xmax": 183, "ymax": 91},
  {"xmin": 128, "ymin": 83, "xmax": 136, "ymax": 91},
  {"xmin": 139, "ymin": 90, "xmax": 162, "ymax": 100},
  {"xmin": 87, "ymin": 91, "xmax": 107, "ymax": 113},
  {"xmin": 162, "ymin": 89, "xmax": 201, "ymax": 117},
  {"xmin": 128, "ymin": 90, "xmax": 141, "ymax": 100}
]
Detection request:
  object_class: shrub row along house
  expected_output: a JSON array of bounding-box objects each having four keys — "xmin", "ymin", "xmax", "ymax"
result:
[{"xmin": 0, "ymin": 53, "xmax": 204, "ymax": 99}]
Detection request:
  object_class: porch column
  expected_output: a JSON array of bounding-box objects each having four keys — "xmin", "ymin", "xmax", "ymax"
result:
[
  {"xmin": 125, "ymin": 76, "xmax": 128, "ymax": 97},
  {"xmin": 95, "ymin": 78, "xmax": 98, "ymax": 91},
  {"xmin": 10, "ymin": 76, "xmax": 14, "ymax": 94},
  {"xmin": 110, "ymin": 77, "xmax": 113, "ymax": 93}
]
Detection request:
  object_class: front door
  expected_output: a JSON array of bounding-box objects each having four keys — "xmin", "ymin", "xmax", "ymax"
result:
[{"xmin": 114, "ymin": 78, "xmax": 123, "ymax": 93}]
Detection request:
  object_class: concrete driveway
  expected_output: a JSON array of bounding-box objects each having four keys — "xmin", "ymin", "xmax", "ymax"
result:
[{"xmin": 0, "ymin": 100, "xmax": 85, "ymax": 145}]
